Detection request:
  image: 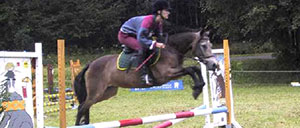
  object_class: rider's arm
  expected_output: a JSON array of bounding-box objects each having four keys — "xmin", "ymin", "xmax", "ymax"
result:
[
  {"xmin": 137, "ymin": 16, "xmax": 155, "ymax": 50},
  {"xmin": 137, "ymin": 15, "xmax": 165, "ymax": 49},
  {"xmin": 137, "ymin": 27, "xmax": 156, "ymax": 50}
]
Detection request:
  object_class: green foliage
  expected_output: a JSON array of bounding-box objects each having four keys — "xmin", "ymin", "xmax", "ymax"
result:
[
  {"xmin": 202, "ymin": 0, "xmax": 300, "ymax": 69},
  {"xmin": 231, "ymin": 57, "xmax": 300, "ymax": 84},
  {"xmin": 0, "ymin": 0, "xmax": 128, "ymax": 53},
  {"xmin": 0, "ymin": 85, "xmax": 9, "ymax": 114},
  {"xmin": 0, "ymin": 0, "xmax": 209, "ymax": 54},
  {"xmin": 228, "ymin": 42, "xmax": 274, "ymax": 54},
  {"xmin": 1, "ymin": 0, "xmax": 300, "ymax": 69},
  {"xmin": 231, "ymin": 59, "xmax": 277, "ymax": 70}
]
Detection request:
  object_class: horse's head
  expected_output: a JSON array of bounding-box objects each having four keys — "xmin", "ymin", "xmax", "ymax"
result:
[{"xmin": 192, "ymin": 30, "xmax": 217, "ymax": 71}]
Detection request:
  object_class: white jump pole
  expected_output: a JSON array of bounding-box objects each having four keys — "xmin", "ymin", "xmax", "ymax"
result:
[
  {"xmin": 153, "ymin": 105, "xmax": 207, "ymax": 128},
  {"xmin": 67, "ymin": 107, "xmax": 227, "ymax": 128}
]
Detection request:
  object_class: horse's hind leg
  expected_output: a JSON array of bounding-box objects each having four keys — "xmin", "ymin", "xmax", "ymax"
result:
[
  {"xmin": 76, "ymin": 101, "xmax": 93, "ymax": 125},
  {"xmin": 75, "ymin": 104, "xmax": 82, "ymax": 125},
  {"xmin": 75, "ymin": 86, "xmax": 118, "ymax": 125},
  {"xmin": 98, "ymin": 86, "xmax": 118, "ymax": 101},
  {"xmin": 75, "ymin": 82, "xmax": 104, "ymax": 125},
  {"xmin": 84, "ymin": 108, "xmax": 90, "ymax": 124}
]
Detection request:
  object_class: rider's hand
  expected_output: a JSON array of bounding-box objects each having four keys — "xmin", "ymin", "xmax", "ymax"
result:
[{"xmin": 156, "ymin": 42, "xmax": 166, "ymax": 49}]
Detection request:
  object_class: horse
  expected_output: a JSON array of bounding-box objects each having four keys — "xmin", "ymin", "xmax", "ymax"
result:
[{"xmin": 73, "ymin": 30, "xmax": 217, "ymax": 125}]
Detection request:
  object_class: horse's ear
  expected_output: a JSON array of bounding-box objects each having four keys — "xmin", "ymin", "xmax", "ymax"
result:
[
  {"xmin": 204, "ymin": 31, "xmax": 210, "ymax": 36},
  {"xmin": 198, "ymin": 28, "xmax": 203, "ymax": 35},
  {"xmin": 199, "ymin": 27, "xmax": 203, "ymax": 32},
  {"xmin": 199, "ymin": 30, "xmax": 210, "ymax": 37}
]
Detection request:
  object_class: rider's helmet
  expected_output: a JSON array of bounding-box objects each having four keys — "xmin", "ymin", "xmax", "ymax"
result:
[{"xmin": 152, "ymin": 0, "xmax": 171, "ymax": 14}]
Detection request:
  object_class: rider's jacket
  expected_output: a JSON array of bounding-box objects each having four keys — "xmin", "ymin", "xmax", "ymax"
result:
[{"xmin": 120, "ymin": 15, "xmax": 163, "ymax": 49}]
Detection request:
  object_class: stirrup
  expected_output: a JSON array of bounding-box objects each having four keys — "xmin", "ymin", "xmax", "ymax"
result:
[{"xmin": 142, "ymin": 74, "xmax": 153, "ymax": 85}]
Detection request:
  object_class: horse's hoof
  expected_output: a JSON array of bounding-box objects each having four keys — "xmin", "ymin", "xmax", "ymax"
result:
[
  {"xmin": 192, "ymin": 89, "xmax": 202, "ymax": 99},
  {"xmin": 75, "ymin": 118, "xmax": 86, "ymax": 126}
]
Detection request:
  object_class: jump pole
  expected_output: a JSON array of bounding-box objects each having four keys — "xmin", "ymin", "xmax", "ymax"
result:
[
  {"xmin": 153, "ymin": 105, "xmax": 207, "ymax": 128},
  {"xmin": 58, "ymin": 39, "xmax": 67, "ymax": 128},
  {"xmin": 223, "ymin": 39, "xmax": 232, "ymax": 125},
  {"xmin": 68, "ymin": 107, "xmax": 227, "ymax": 128},
  {"xmin": 223, "ymin": 40, "xmax": 241, "ymax": 128},
  {"xmin": 36, "ymin": 43, "xmax": 44, "ymax": 128}
]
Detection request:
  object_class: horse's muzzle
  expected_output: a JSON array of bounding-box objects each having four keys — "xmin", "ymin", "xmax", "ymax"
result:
[{"xmin": 204, "ymin": 57, "xmax": 217, "ymax": 71}]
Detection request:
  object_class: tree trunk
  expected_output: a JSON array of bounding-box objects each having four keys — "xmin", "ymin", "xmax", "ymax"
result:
[
  {"xmin": 175, "ymin": 0, "xmax": 178, "ymax": 25},
  {"xmin": 195, "ymin": 1, "xmax": 198, "ymax": 26},
  {"xmin": 189, "ymin": 4, "xmax": 192, "ymax": 26}
]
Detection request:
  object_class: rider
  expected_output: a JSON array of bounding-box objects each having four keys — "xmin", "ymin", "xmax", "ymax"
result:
[{"xmin": 118, "ymin": 0, "xmax": 170, "ymax": 85}]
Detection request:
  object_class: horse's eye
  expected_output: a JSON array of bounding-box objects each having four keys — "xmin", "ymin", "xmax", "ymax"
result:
[{"xmin": 200, "ymin": 43, "xmax": 207, "ymax": 49}]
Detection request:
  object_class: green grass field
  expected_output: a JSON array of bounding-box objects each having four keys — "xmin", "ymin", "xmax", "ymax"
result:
[
  {"xmin": 44, "ymin": 81, "xmax": 300, "ymax": 128},
  {"xmin": 42, "ymin": 55, "xmax": 300, "ymax": 128}
]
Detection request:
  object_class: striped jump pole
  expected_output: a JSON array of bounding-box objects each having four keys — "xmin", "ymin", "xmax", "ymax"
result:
[
  {"xmin": 68, "ymin": 107, "xmax": 227, "ymax": 128},
  {"xmin": 44, "ymin": 92, "xmax": 75, "ymax": 99},
  {"xmin": 153, "ymin": 105, "xmax": 207, "ymax": 128}
]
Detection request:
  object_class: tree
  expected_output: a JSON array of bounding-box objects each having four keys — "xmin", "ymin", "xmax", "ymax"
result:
[
  {"xmin": 0, "ymin": 0, "xmax": 128, "ymax": 53},
  {"xmin": 0, "ymin": 85, "xmax": 9, "ymax": 115},
  {"xmin": 1, "ymin": 0, "xmax": 299, "ymax": 69},
  {"xmin": 202, "ymin": 0, "xmax": 300, "ymax": 69}
]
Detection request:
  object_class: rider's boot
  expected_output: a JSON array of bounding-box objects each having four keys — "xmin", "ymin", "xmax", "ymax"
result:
[
  {"xmin": 138, "ymin": 50, "xmax": 153, "ymax": 85},
  {"xmin": 140, "ymin": 64, "xmax": 153, "ymax": 85}
]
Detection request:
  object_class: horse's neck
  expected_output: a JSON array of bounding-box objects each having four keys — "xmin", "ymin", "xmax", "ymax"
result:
[
  {"xmin": 169, "ymin": 44, "xmax": 191, "ymax": 55},
  {"xmin": 165, "ymin": 46, "xmax": 185, "ymax": 58},
  {"xmin": 161, "ymin": 47, "xmax": 185, "ymax": 65},
  {"xmin": 167, "ymin": 32, "xmax": 196, "ymax": 55}
]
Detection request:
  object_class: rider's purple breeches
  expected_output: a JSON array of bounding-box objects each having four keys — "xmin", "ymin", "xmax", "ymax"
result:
[{"xmin": 118, "ymin": 31, "xmax": 142, "ymax": 50}]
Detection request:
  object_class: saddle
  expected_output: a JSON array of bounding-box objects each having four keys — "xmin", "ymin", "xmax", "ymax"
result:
[{"xmin": 117, "ymin": 46, "xmax": 161, "ymax": 71}]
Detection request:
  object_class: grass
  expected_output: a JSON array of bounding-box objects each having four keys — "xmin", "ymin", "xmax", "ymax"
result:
[
  {"xmin": 234, "ymin": 84, "xmax": 300, "ymax": 128},
  {"xmin": 43, "ymin": 55, "xmax": 300, "ymax": 128},
  {"xmin": 44, "ymin": 81, "xmax": 300, "ymax": 128}
]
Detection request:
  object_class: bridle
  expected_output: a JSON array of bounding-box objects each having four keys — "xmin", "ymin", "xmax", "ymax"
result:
[{"xmin": 194, "ymin": 36, "xmax": 215, "ymax": 63}]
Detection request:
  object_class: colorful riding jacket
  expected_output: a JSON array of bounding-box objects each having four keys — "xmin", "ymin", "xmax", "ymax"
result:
[{"xmin": 120, "ymin": 15, "xmax": 163, "ymax": 49}]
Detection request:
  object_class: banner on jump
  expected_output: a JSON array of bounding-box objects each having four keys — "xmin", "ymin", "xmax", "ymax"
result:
[
  {"xmin": 130, "ymin": 80, "xmax": 184, "ymax": 92},
  {"xmin": 0, "ymin": 58, "xmax": 34, "ymax": 127}
]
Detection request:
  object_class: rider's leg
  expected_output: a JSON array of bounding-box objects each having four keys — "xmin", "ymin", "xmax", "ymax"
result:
[
  {"xmin": 137, "ymin": 49, "xmax": 153, "ymax": 85},
  {"xmin": 118, "ymin": 31, "xmax": 141, "ymax": 50},
  {"xmin": 118, "ymin": 31, "xmax": 153, "ymax": 84}
]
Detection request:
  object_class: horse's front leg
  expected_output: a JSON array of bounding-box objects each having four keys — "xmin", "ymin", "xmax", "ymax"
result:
[
  {"xmin": 169, "ymin": 66, "xmax": 204, "ymax": 99},
  {"xmin": 189, "ymin": 66, "xmax": 206, "ymax": 99}
]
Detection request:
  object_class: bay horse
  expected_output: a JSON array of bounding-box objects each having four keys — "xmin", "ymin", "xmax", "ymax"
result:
[{"xmin": 73, "ymin": 30, "xmax": 217, "ymax": 125}]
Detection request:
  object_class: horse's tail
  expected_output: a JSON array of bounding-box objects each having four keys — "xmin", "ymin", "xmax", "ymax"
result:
[{"xmin": 74, "ymin": 64, "xmax": 90, "ymax": 104}]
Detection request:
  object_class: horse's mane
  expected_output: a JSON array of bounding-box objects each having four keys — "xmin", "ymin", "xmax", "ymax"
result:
[{"xmin": 167, "ymin": 32, "xmax": 198, "ymax": 54}]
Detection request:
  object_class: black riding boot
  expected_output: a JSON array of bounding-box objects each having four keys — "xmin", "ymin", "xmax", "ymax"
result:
[{"xmin": 138, "ymin": 50, "xmax": 153, "ymax": 85}]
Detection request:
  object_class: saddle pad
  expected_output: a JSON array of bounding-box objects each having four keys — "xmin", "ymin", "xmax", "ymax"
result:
[{"xmin": 117, "ymin": 49, "xmax": 161, "ymax": 71}]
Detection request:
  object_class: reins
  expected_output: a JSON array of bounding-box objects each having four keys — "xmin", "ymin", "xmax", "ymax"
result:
[{"xmin": 135, "ymin": 34, "xmax": 169, "ymax": 72}]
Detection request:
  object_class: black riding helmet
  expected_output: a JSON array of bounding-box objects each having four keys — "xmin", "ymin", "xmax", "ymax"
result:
[{"xmin": 152, "ymin": 0, "xmax": 171, "ymax": 14}]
